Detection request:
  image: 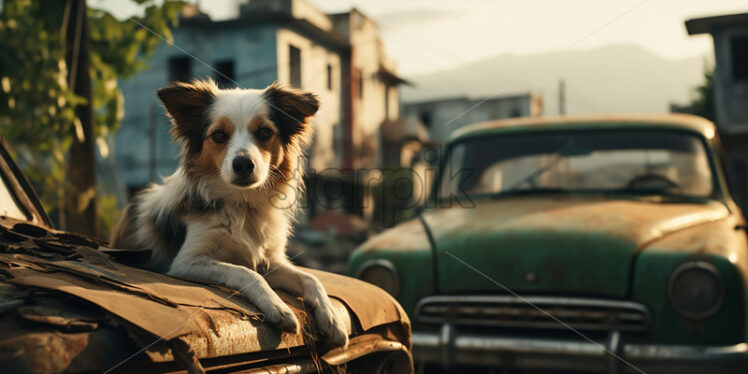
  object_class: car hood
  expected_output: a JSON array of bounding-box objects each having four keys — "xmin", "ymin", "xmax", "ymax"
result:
[
  {"xmin": 0, "ymin": 220, "xmax": 410, "ymax": 373},
  {"xmin": 421, "ymin": 195, "xmax": 728, "ymax": 297}
]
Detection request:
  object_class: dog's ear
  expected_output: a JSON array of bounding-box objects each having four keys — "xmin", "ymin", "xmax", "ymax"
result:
[
  {"xmin": 157, "ymin": 79, "xmax": 217, "ymax": 155},
  {"xmin": 263, "ymin": 83, "xmax": 319, "ymax": 145}
]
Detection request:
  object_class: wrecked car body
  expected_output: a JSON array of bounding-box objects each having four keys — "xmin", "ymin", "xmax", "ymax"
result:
[{"xmin": 0, "ymin": 138, "xmax": 412, "ymax": 373}]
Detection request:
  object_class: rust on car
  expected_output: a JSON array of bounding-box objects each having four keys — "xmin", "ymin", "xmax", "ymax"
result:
[{"xmin": 0, "ymin": 219, "xmax": 412, "ymax": 373}]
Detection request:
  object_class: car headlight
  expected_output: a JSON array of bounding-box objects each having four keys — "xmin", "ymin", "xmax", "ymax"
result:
[
  {"xmin": 668, "ymin": 261, "xmax": 724, "ymax": 319},
  {"xmin": 356, "ymin": 259, "xmax": 400, "ymax": 298}
]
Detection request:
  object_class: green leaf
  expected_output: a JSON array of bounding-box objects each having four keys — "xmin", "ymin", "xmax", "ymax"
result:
[{"xmin": 0, "ymin": 0, "xmax": 186, "ymax": 233}]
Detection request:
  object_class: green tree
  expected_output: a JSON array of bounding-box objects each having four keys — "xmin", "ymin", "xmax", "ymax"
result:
[
  {"xmin": 689, "ymin": 65, "xmax": 715, "ymax": 121},
  {"xmin": 0, "ymin": 0, "xmax": 185, "ymax": 236}
]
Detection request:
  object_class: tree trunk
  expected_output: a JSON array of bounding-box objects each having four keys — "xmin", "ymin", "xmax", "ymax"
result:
[{"xmin": 64, "ymin": 0, "xmax": 97, "ymax": 236}]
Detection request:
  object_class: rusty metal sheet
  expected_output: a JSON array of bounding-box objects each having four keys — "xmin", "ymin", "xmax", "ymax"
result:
[
  {"xmin": 16, "ymin": 304, "xmax": 100, "ymax": 332},
  {"xmin": 9, "ymin": 269, "xmax": 202, "ymax": 341},
  {"xmin": 0, "ymin": 327, "xmax": 144, "ymax": 373},
  {"xmin": 240, "ymin": 360, "xmax": 318, "ymax": 374},
  {"xmin": 322, "ymin": 334, "xmax": 405, "ymax": 365},
  {"xmin": 170, "ymin": 292, "xmax": 352, "ymax": 361},
  {"xmin": 3, "ymin": 263, "xmax": 316, "ymax": 359},
  {"xmin": 36, "ymin": 259, "xmax": 264, "ymax": 317},
  {"xmin": 0, "ymin": 219, "xmax": 411, "ymax": 372},
  {"xmin": 305, "ymin": 268, "xmax": 411, "ymax": 347}
]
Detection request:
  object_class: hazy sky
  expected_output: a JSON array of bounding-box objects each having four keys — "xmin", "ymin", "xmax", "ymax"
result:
[{"xmin": 100, "ymin": 0, "xmax": 748, "ymax": 75}]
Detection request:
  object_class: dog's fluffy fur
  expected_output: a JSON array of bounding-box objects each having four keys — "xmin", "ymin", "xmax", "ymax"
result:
[{"xmin": 110, "ymin": 79, "xmax": 347, "ymax": 347}]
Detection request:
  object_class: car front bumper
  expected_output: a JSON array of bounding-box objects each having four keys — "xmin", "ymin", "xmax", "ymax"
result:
[{"xmin": 413, "ymin": 325, "xmax": 748, "ymax": 373}]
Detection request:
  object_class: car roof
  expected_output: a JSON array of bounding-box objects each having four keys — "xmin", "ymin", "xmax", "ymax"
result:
[{"xmin": 449, "ymin": 114, "xmax": 716, "ymax": 143}]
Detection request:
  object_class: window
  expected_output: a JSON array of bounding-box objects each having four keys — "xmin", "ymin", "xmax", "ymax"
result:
[
  {"xmin": 289, "ymin": 45, "xmax": 301, "ymax": 88},
  {"xmin": 730, "ymin": 35, "xmax": 748, "ymax": 81},
  {"xmin": 510, "ymin": 107, "xmax": 523, "ymax": 118},
  {"xmin": 326, "ymin": 64, "xmax": 333, "ymax": 91},
  {"xmin": 168, "ymin": 56, "xmax": 191, "ymax": 82},
  {"xmin": 439, "ymin": 130, "xmax": 715, "ymax": 201},
  {"xmin": 214, "ymin": 60, "xmax": 235, "ymax": 88}
]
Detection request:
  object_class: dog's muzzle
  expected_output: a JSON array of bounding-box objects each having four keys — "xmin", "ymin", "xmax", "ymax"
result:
[{"xmin": 232, "ymin": 156, "xmax": 256, "ymax": 186}]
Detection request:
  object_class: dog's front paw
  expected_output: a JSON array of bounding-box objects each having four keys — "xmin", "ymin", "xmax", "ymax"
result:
[
  {"xmin": 313, "ymin": 299, "xmax": 349, "ymax": 348},
  {"xmin": 261, "ymin": 302, "xmax": 299, "ymax": 334}
]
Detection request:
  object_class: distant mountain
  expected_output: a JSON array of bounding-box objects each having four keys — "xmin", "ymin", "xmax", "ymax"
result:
[{"xmin": 401, "ymin": 44, "xmax": 711, "ymax": 115}]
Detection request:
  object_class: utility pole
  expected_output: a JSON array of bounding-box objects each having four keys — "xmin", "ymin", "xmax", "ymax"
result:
[
  {"xmin": 559, "ymin": 79, "xmax": 566, "ymax": 116},
  {"xmin": 64, "ymin": 0, "xmax": 97, "ymax": 236}
]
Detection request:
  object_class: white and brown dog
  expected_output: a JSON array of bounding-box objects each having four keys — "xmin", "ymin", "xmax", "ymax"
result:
[{"xmin": 111, "ymin": 79, "xmax": 348, "ymax": 347}]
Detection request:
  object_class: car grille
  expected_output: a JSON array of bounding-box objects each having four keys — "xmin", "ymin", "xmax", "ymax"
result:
[{"xmin": 415, "ymin": 295, "xmax": 651, "ymax": 333}]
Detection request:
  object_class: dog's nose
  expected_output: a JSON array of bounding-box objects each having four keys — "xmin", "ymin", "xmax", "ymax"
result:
[{"xmin": 232, "ymin": 156, "xmax": 254, "ymax": 176}]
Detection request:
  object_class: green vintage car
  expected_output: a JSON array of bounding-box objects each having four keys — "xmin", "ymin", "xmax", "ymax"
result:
[{"xmin": 348, "ymin": 114, "xmax": 748, "ymax": 373}]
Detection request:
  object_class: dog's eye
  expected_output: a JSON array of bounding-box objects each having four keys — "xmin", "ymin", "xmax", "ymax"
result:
[
  {"xmin": 255, "ymin": 127, "xmax": 274, "ymax": 141},
  {"xmin": 210, "ymin": 130, "xmax": 228, "ymax": 144}
]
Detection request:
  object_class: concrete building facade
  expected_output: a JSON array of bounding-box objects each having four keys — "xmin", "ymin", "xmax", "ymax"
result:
[
  {"xmin": 686, "ymin": 12, "xmax": 748, "ymax": 206},
  {"xmin": 686, "ymin": 13, "xmax": 748, "ymax": 132}
]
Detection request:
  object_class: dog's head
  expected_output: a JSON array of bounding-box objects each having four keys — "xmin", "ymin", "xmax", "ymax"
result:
[{"xmin": 157, "ymin": 79, "xmax": 318, "ymax": 189}]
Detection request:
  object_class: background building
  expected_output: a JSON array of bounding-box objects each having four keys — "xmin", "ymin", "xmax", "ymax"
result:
[
  {"xmin": 328, "ymin": 10, "xmax": 407, "ymax": 169},
  {"xmin": 685, "ymin": 11, "xmax": 748, "ymax": 206},
  {"xmin": 402, "ymin": 93, "xmax": 544, "ymax": 144}
]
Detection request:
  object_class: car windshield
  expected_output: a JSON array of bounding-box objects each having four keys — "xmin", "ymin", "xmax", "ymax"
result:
[
  {"xmin": 0, "ymin": 173, "xmax": 28, "ymax": 221},
  {"xmin": 439, "ymin": 129, "xmax": 716, "ymax": 201}
]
